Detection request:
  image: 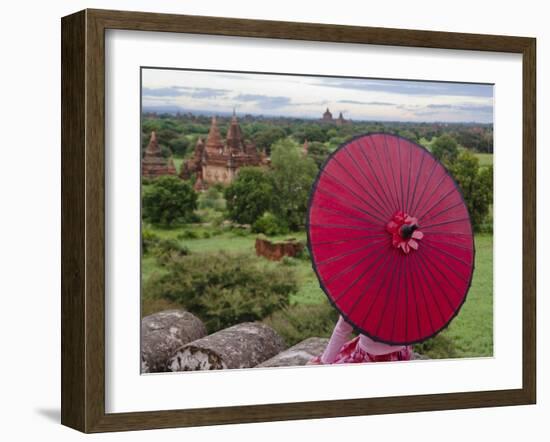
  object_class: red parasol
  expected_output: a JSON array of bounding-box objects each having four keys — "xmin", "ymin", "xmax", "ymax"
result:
[{"xmin": 307, "ymin": 133, "xmax": 474, "ymax": 345}]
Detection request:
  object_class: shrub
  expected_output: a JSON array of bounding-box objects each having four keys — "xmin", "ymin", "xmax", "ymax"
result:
[
  {"xmin": 150, "ymin": 238, "xmax": 189, "ymax": 265},
  {"xmin": 263, "ymin": 300, "xmax": 339, "ymax": 347},
  {"xmin": 294, "ymin": 246, "xmax": 311, "ymax": 262},
  {"xmin": 141, "ymin": 228, "xmax": 161, "ymax": 254},
  {"xmin": 281, "ymin": 256, "xmax": 298, "ymax": 267},
  {"xmin": 230, "ymin": 227, "xmax": 250, "ymax": 237},
  {"xmin": 177, "ymin": 230, "xmax": 199, "ymax": 240},
  {"xmin": 145, "ymin": 252, "xmax": 298, "ymax": 332},
  {"xmin": 198, "ymin": 187, "xmax": 226, "ymax": 211},
  {"xmin": 196, "ymin": 207, "xmax": 225, "ymax": 226},
  {"xmin": 478, "ymin": 208, "xmax": 493, "ymax": 234},
  {"xmin": 252, "ymin": 212, "xmax": 289, "ymax": 236},
  {"xmin": 142, "ymin": 176, "xmax": 198, "ymax": 226},
  {"xmin": 142, "ymin": 229, "xmax": 189, "ymax": 264}
]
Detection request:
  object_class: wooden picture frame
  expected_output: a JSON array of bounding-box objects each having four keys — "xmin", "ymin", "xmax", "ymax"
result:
[{"xmin": 61, "ymin": 8, "xmax": 536, "ymax": 433}]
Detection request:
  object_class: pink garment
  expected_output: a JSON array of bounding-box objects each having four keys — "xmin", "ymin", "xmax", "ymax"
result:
[{"xmin": 320, "ymin": 315, "xmax": 411, "ymax": 364}]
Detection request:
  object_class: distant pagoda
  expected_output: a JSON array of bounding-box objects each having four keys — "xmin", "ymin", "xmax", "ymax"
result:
[
  {"xmin": 336, "ymin": 112, "xmax": 345, "ymax": 126},
  {"xmin": 322, "ymin": 107, "xmax": 333, "ymax": 122},
  {"xmin": 142, "ymin": 131, "xmax": 173, "ymax": 178},
  {"xmin": 321, "ymin": 108, "xmax": 348, "ymax": 125}
]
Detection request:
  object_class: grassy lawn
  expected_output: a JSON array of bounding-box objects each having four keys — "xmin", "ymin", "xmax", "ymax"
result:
[
  {"xmin": 142, "ymin": 224, "xmax": 493, "ymax": 359},
  {"xmin": 173, "ymin": 157, "xmax": 184, "ymax": 172},
  {"xmin": 474, "ymin": 152, "xmax": 493, "ymax": 167}
]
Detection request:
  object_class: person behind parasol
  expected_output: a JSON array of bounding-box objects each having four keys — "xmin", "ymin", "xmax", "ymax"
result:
[{"xmin": 305, "ymin": 133, "xmax": 475, "ymax": 365}]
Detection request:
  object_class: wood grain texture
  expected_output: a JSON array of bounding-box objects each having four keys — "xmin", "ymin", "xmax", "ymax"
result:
[
  {"xmin": 522, "ymin": 38, "xmax": 536, "ymax": 404},
  {"xmin": 61, "ymin": 10, "xmax": 86, "ymax": 432},
  {"xmin": 60, "ymin": 8, "xmax": 537, "ymax": 433}
]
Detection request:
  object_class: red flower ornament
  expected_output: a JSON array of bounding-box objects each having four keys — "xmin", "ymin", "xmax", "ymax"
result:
[{"xmin": 386, "ymin": 211, "xmax": 424, "ymax": 254}]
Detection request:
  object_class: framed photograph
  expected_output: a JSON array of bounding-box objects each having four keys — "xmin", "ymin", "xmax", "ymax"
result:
[{"xmin": 61, "ymin": 9, "xmax": 536, "ymax": 433}]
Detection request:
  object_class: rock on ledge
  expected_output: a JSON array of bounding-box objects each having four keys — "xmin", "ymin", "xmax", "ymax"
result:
[
  {"xmin": 257, "ymin": 337, "xmax": 329, "ymax": 368},
  {"xmin": 168, "ymin": 322, "xmax": 286, "ymax": 371},
  {"xmin": 141, "ymin": 309, "xmax": 207, "ymax": 373}
]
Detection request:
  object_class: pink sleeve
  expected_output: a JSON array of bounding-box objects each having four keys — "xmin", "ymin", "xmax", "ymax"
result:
[{"xmin": 320, "ymin": 315, "xmax": 353, "ymax": 363}]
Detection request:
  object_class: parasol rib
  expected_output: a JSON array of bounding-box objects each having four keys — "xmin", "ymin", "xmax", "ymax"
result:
[
  {"xmin": 383, "ymin": 134, "xmax": 403, "ymax": 211},
  {"xmin": 325, "ymin": 239, "xmax": 391, "ymax": 284},
  {"xmin": 407, "ymin": 150, "xmax": 427, "ymax": 215},
  {"xmin": 322, "ymin": 170, "xmax": 389, "ymax": 222},
  {"xmin": 420, "ymin": 201, "xmax": 463, "ymax": 226},
  {"xmin": 415, "ymin": 252, "xmax": 457, "ymax": 312},
  {"xmin": 413, "ymin": 171, "xmax": 448, "ymax": 217},
  {"xmin": 375, "ymin": 251, "xmax": 403, "ymax": 336},
  {"xmin": 422, "ymin": 217, "xmax": 470, "ymax": 230},
  {"xmin": 316, "ymin": 185, "xmax": 388, "ymax": 225},
  {"xmin": 358, "ymin": 138, "xmax": 400, "ymax": 215},
  {"xmin": 309, "ymin": 233, "xmax": 386, "ymax": 247},
  {"xmin": 366, "ymin": 136, "xmax": 401, "ymax": 213},
  {"xmin": 332, "ymin": 247, "xmax": 394, "ymax": 303},
  {"xmin": 405, "ymin": 140, "xmax": 414, "ymax": 213},
  {"xmin": 316, "ymin": 204, "xmax": 385, "ymax": 228},
  {"xmin": 334, "ymin": 247, "xmax": 389, "ymax": 306},
  {"xmin": 340, "ymin": 148, "xmax": 393, "ymax": 216},
  {"xmin": 411, "ymin": 253, "xmax": 447, "ymax": 324},
  {"xmin": 408, "ymin": 254, "xmax": 436, "ymax": 336},
  {"xmin": 316, "ymin": 238, "xmax": 387, "ymax": 266}
]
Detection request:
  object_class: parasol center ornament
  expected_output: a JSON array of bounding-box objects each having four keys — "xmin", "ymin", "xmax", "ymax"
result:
[{"xmin": 386, "ymin": 211, "xmax": 424, "ymax": 254}]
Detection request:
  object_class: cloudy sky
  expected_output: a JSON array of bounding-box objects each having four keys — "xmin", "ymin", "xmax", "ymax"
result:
[{"xmin": 142, "ymin": 68, "xmax": 493, "ymax": 123}]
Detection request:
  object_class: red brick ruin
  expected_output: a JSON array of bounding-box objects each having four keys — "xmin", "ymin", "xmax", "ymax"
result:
[
  {"xmin": 182, "ymin": 111, "xmax": 267, "ymax": 187},
  {"xmin": 142, "ymin": 131, "xmax": 176, "ymax": 178},
  {"xmin": 255, "ymin": 237, "xmax": 305, "ymax": 261}
]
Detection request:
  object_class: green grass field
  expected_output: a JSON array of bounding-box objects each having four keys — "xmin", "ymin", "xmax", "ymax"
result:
[
  {"xmin": 142, "ymin": 222, "xmax": 493, "ymax": 359},
  {"xmin": 173, "ymin": 157, "xmax": 184, "ymax": 172},
  {"xmin": 474, "ymin": 153, "xmax": 493, "ymax": 167}
]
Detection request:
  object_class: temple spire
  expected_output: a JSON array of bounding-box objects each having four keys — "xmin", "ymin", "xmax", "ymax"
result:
[
  {"xmin": 145, "ymin": 131, "xmax": 161, "ymax": 154},
  {"xmin": 167, "ymin": 156, "xmax": 177, "ymax": 175},
  {"xmin": 226, "ymin": 110, "xmax": 245, "ymax": 152},
  {"xmin": 205, "ymin": 116, "xmax": 224, "ymax": 152},
  {"xmin": 142, "ymin": 130, "xmax": 170, "ymax": 178}
]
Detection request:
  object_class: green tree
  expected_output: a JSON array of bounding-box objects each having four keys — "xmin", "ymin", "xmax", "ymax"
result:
[
  {"xmin": 224, "ymin": 167, "xmax": 273, "ymax": 225},
  {"xmin": 449, "ymin": 151, "xmax": 493, "ymax": 231},
  {"xmin": 269, "ymin": 139, "xmax": 318, "ymax": 230},
  {"xmin": 169, "ymin": 135, "xmax": 190, "ymax": 156},
  {"xmin": 307, "ymin": 141, "xmax": 331, "ymax": 168},
  {"xmin": 431, "ymin": 134, "xmax": 459, "ymax": 165},
  {"xmin": 252, "ymin": 127, "xmax": 287, "ymax": 154},
  {"xmin": 142, "ymin": 176, "xmax": 198, "ymax": 226}
]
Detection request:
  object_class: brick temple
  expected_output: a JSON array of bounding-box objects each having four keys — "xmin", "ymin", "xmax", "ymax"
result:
[
  {"xmin": 181, "ymin": 111, "xmax": 264, "ymax": 189},
  {"xmin": 142, "ymin": 131, "xmax": 176, "ymax": 178}
]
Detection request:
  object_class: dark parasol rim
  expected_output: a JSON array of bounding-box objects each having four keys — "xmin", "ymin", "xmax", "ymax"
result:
[{"xmin": 305, "ymin": 132, "xmax": 476, "ymax": 346}]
